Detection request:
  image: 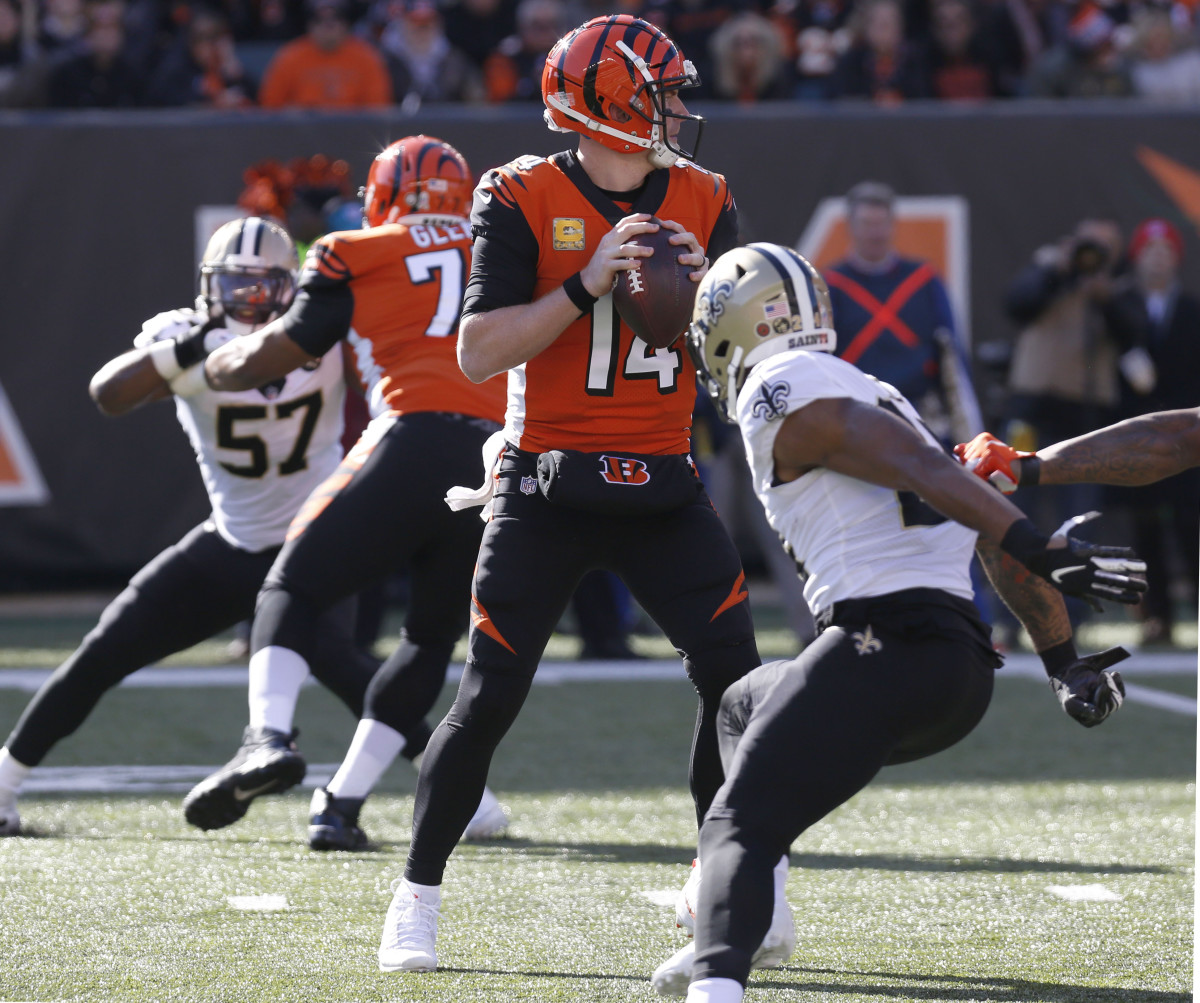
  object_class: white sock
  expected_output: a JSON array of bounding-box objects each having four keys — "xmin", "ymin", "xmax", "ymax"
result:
[
  {"xmin": 687, "ymin": 977, "xmax": 744, "ymax": 1002},
  {"xmin": 248, "ymin": 646, "xmax": 310, "ymax": 734},
  {"xmin": 774, "ymin": 853, "xmax": 789, "ymax": 901},
  {"xmin": 405, "ymin": 879, "xmax": 441, "ymax": 904},
  {"xmin": 0, "ymin": 748, "xmax": 30, "ymax": 795},
  {"xmin": 327, "ymin": 719, "xmax": 405, "ymax": 800}
]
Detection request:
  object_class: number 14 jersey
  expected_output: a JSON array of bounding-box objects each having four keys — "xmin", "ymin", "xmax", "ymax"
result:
[{"xmin": 463, "ymin": 151, "xmax": 739, "ymax": 455}]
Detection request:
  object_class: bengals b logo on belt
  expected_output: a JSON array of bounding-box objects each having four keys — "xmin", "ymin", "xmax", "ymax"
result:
[{"xmin": 598, "ymin": 454, "xmax": 651, "ymax": 486}]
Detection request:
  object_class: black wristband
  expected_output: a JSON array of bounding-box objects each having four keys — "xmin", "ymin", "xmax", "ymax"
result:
[
  {"xmin": 999, "ymin": 517, "xmax": 1046, "ymax": 565},
  {"xmin": 563, "ymin": 272, "xmax": 598, "ymax": 315},
  {"xmin": 1020, "ymin": 455, "xmax": 1041, "ymax": 487},
  {"xmin": 1038, "ymin": 638, "xmax": 1078, "ymax": 678},
  {"xmin": 173, "ymin": 326, "xmax": 211, "ymax": 369}
]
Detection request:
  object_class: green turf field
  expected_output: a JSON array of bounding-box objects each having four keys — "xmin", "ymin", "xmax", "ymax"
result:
[{"xmin": 0, "ymin": 663, "xmax": 1193, "ymax": 1002}]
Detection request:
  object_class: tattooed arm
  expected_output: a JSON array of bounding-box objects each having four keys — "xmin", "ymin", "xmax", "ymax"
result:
[
  {"xmin": 975, "ymin": 538, "xmax": 1072, "ymax": 653},
  {"xmin": 1037, "ymin": 408, "xmax": 1200, "ymax": 486}
]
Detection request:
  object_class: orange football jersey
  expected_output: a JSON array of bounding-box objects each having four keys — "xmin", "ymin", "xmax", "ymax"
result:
[
  {"xmin": 468, "ymin": 152, "xmax": 737, "ymax": 455},
  {"xmin": 302, "ymin": 220, "xmax": 505, "ymax": 423}
]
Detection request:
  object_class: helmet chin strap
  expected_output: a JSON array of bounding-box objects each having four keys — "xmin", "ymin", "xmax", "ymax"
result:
[{"xmin": 724, "ymin": 345, "xmax": 745, "ymax": 421}]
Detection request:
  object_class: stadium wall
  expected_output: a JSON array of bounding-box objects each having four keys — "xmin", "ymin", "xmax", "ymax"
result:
[{"xmin": 0, "ymin": 104, "xmax": 1197, "ymax": 588}]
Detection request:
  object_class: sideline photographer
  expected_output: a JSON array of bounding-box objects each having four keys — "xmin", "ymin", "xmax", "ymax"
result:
[{"xmin": 1001, "ymin": 218, "xmax": 1144, "ymax": 578}]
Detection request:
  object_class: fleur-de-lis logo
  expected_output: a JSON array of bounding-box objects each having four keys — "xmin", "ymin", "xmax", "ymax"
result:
[
  {"xmin": 851, "ymin": 626, "xmax": 882, "ymax": 655},
  {"xmin": 699, "ymin": 278, "xmax": 735, "ymax": 324},
  {"xmin": 751, "ymin": 381, "xmax": 790, "ymax": 421}
]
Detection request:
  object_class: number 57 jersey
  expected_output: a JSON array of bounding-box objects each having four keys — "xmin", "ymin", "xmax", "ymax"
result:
[
  {"xmin": 737, "ymin": 349, "xmax": 977, "ymax": 619},
  {"xmin": 134, "ymin": 315, "xmax": 347, "ymax": 554}
]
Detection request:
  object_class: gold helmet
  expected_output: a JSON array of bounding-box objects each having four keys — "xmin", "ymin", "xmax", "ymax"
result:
[
  {"xmin": 199, "ymin": 216, "xmax": 299, "ymax": 336},
  {"xmin": 686, "ymin": 243, "xmax": 836, "ymax": 422}
]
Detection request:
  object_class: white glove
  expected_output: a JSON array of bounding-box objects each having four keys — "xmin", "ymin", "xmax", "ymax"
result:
[{"xmin": 133, "ymin": 308, "xmax": 205, "ymax": 348}]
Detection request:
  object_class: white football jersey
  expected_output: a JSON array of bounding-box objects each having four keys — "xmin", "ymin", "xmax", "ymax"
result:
[
  {"xmin": 137, "ymin": 312, "xmax": 345, "ymax": 553},
  {"xmin": 737, "ymin": 350, "xmax": 977, "ymax": 618}
]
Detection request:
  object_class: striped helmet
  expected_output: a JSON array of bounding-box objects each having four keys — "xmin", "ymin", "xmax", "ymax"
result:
[
  {"xmin": 541, "ymin": 15, "xmax": 704, "ymax": 168},
  {"xmin": 199, "ymin": 216, "xmax": 299, "ymax": 335},
  {"xmin": 362, "ymin": 135, "xmax": 472, "ymax": 228},
  {"xmin": 686, "ymin": 243, "xmax": 837, "ymax": 422}
]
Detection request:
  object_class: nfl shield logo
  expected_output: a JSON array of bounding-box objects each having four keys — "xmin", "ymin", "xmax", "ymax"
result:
[{"xmin": 520, "ymin": 475, "xmax": 537, "ymax": 495}]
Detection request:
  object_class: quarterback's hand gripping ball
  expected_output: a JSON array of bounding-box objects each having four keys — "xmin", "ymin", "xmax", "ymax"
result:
[{"xmin": 612, "ymin": 218, "xmax": 699, "ymax": 350}]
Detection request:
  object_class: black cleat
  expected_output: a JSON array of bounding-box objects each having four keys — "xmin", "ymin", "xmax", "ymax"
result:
[
  {"xmin": 183, "ymin": 726, "xmax": 306, "ymax": 831},
  {"xmin": 307, "ymin": 787, "xmax": 369, "ymax": 851}
]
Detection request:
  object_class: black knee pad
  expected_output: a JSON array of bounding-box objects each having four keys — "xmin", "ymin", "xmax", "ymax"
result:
[
  {"xmin": 252, "ymin": 582, "xmax": 322, "ymax": 656},
  {"xmin": 684, "ymin": 637, "xmax": 759, "ymax": 703},
  {"xmin": 444, "ymin": 662, "xmax": 533, "ymax": 750},
  {"xmin": 365, "ymin": 635, "xmax": 457, "ymax": 728}
]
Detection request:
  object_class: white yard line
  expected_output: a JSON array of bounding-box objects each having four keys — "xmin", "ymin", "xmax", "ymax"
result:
[{"xmin": 7, "ymin": 652, "xmax": 1193, "ymax": 794}]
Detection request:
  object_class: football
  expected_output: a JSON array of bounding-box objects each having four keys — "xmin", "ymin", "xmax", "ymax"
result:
[{"xmin": 612, "ymin": 219, "xmax": 698, "ymax": 349}]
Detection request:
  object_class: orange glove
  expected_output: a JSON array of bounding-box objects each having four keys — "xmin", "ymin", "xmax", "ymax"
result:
[{"xmin": 954, "ymin": 432, "xmax": 1037, "ymax": 494}]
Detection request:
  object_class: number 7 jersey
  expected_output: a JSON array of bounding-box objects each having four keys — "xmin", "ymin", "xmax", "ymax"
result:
[{"xmin": 293, "ymin": 218, "xmax": 505, "ymax": 423}]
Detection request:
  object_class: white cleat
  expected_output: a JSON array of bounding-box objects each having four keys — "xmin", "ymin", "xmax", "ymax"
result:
[
  {"xmin": 0, "ymin": 790, "xmax": 20, "ymax": 836},
  {"xmin": 652, "ymin": 940, "xmax": 695, "ymax": 996},
  {"xmin": 751, "ymin": 893, "xmax": 796, "ymax": 970},
  {"xmin": 462, "ymin": 785, "xmax": 508, "ymax": 841},
  {"xmin": 675, "ymin": 858, "xmax": 701, "ymax": 935},
  {"xmin": 378, "ymin": 879, "xmax": 440, "ymax": 972}
]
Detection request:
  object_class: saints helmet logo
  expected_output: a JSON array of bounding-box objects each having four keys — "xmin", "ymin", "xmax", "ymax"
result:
[
  {"xmin": 851, "ymin": 626, "xmax": 882, "ymax": 655},
  {"xmin": 698, "ymin": 277, "xmax": 735, "ymax": 326},
  {"xmin": 751, "ymin": 381, "xmax": 790, "ymax": 421}
]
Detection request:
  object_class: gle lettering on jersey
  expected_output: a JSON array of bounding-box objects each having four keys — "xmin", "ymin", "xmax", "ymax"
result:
[
  {"xmin": 796, "ymin": 195, "xmax": 970, "ymax": 346},
  {"xmin": 409, "ymin": 221, "xmax": 470, "ymax": 247},
  {"xmin": 599, "ymin": 455, "xmax": 651, "ymax": 486}
]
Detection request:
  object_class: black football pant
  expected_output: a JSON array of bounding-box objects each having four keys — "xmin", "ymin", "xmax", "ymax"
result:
[
  {"xmin": 404, "ymin": 447, "xmax": 760, "ymax": 886},
  {"xmin": 692, "ymin": 589, "xmax": 999, "ymax": 987},
  {"xmin": 3, "ymin": 523, "xmax": 374, "ymax": 767},
  {"xmin": 253, "ymin": 412, "xmax": 499, "ymax": 753}
]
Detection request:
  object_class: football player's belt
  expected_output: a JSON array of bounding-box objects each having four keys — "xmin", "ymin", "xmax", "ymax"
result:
[{"xmin": 528, "ymin": 447, "xmax": 702, "ymax": 517}]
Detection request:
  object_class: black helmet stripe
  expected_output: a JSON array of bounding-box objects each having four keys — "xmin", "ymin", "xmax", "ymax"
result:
[
  {"xmin": 583, "ymin": 63, "xmax": 606, "ymax": 117},
  {"xmin": 588, "ymin": 16, "xmax": 619, "ymax": 70},
  {"xmin": 750, "ymin": 243, "xmax": 802, "ymax": 318},
  {"xmin": 388, "ymin": 142, "xmax": 405, "ymax": 211}
]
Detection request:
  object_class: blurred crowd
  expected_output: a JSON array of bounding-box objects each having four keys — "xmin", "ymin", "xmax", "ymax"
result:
[{"xmin": 2, "ymin": 0, "xmax": 1199, "ymax": 109}]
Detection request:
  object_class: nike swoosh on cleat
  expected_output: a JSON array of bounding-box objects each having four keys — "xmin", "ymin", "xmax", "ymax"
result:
[
  {"xmin": 233, "ymin": 781, "xmax": 279, "ymax": 802},
  {"xmin": 1050, "ymin": 565, "xmax": 1087, "ymax": 583}
]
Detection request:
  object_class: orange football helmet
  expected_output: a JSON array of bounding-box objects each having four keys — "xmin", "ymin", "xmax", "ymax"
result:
[
  {"xmin": 541, "ymin": 15, "xmax": 704, "ymax": 168},
  {"xmin": 361, "ymin": 135, "xmax": 472, "ymax": 228}
]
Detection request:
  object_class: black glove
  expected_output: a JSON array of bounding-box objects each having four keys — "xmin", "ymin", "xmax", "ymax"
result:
[
  {"xmin": 1000, "ymin": 512, "xmax": 1147, "ymax": 609},
  {"xmin": 1049, "ymin": 645, "xmax": 1128, "ymax": 727}
]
